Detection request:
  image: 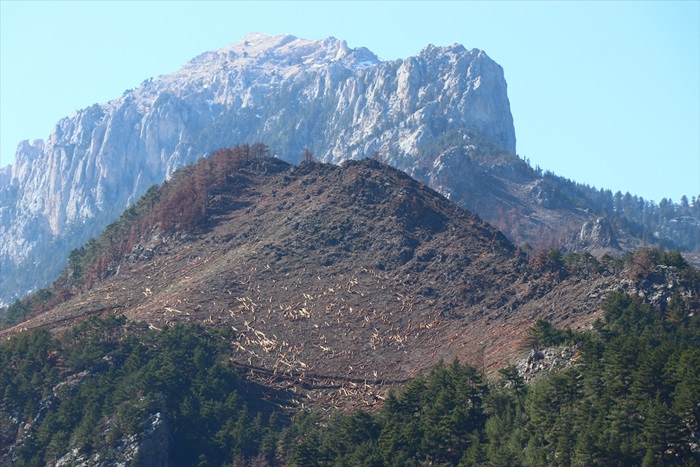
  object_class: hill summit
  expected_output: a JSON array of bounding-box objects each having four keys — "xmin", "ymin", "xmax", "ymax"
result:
[{"xmin": 4, "ymin": 147, "xmax": 642, "ymax": 398}]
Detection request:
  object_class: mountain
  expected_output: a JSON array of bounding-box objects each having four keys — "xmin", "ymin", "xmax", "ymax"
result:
[
  {"xmin": 0, "ymin": 33, "xmax": 515, "ymax": 306},
  {"xmin": 3, "ymin": 153, "xmax": 687, "ymax": 382},
  {"xmin": 2, "ymin": 151, "xmax": 698, "ymax": 465},
  {"xmin": 1, "ymin": 33, "xmax": 697, "ymax": 308}
]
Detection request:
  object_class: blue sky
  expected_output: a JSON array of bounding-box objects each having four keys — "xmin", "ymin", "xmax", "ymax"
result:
[{"xmin": 1, "ymin": 1, "xmax": 698, "ymax": 203}]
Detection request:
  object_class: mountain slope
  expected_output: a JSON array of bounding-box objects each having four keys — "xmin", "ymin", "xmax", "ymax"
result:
[{"xmin": 3, "ymin": 154, "xmax": 654, "ymax": 391}]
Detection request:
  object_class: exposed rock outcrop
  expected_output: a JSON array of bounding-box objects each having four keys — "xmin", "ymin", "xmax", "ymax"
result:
[
  {"xmin": 54, "ymin": 412, "xmax": 171, "ymax": 467},
  {"xmin": 579, "ymin": 217, "xmax": 619, "ymax": 249},
  {"xmin": 517, "ymin": 346, "xmax": 580, "ymax": 382}
]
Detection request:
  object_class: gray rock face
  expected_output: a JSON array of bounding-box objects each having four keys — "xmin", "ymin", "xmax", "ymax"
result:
[
  {"xmin": 0, "ymin": 33, "xmax": 516, "ymax": 305},
  {"xmin": 517, "ymin": 346, "xmax": 580, "ymax": 382},
  {"xmin": 579, "ymin": 217, "xmax": 619, "ymax": 249},
  {"xmin": 53, "ymin": 411, "xmax": 170, "ymax": 467}
]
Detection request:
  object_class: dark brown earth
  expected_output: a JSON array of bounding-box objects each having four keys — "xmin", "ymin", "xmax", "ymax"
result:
[{"xmin": 2, "ymin": 158, "xmax": 634, "ymax": 409}]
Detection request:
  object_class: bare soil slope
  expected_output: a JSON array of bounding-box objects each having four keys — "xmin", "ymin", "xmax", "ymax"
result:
[{"xmin": 3, "ymin": 158, "xmax": 628, "ymax": 407}]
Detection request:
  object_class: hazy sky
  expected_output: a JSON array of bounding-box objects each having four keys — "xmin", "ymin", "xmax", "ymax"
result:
[{"xmin": 1, "ymin": 1, "xmax": 698, "ymax": 203}]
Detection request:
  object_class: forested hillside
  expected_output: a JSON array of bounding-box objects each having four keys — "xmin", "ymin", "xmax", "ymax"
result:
[
  {"xmin": 2, "ymin": 288, "xmax": 698, "ymax": 465},
  {"xmin": 279, "ymin": 289, "xmax": 700, "ymax": 466},
  {"xmin": 410, "ymin": 130, "xmax": 700, "ymax": 253},
  {"xmin": 539, "ymin": 169, "xmax": 700, "ymax": 251},
  {"xmin": 0, "ymin": 318, "xmax": 290, "ymax": 465}
]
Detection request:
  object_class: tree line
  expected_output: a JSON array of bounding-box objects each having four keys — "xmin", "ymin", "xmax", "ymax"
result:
[{"xmin": 539, "ymin": 170, "xmax": 700, "ymax": 251}]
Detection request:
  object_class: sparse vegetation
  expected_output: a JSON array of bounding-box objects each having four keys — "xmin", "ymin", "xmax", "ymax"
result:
[
  {"xmin": 278, "ymin": 290, "xmax": 700, "ymax": 466},
  {"xmin": 1, "ymin": 144, "xmax": 271, "ymax": 325},
  {"xmin": 413, "ymin": 130, "xmax": 700, "ymax": 253}
]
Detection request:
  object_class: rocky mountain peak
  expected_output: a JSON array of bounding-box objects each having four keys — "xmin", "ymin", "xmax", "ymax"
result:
[
  {"xmin": 218, "ymin": 32, "xmax": 374, "ymax": 66},
  {"xmin": 159, "ymin": 33, "xmax": 382, "ymax": 96},
  {"xmin": 0, "ymin": 33, "xmax": 517, "ymax": 306}
]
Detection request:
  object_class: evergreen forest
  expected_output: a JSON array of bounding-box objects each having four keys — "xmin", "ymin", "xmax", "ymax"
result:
[
  {"xmin": 539, "ymin": 170, "xmax": 700, "ymax": 251},
  {"xmin": 2, "ymin": 286, "xmax": 698, "ymax": 465}
]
